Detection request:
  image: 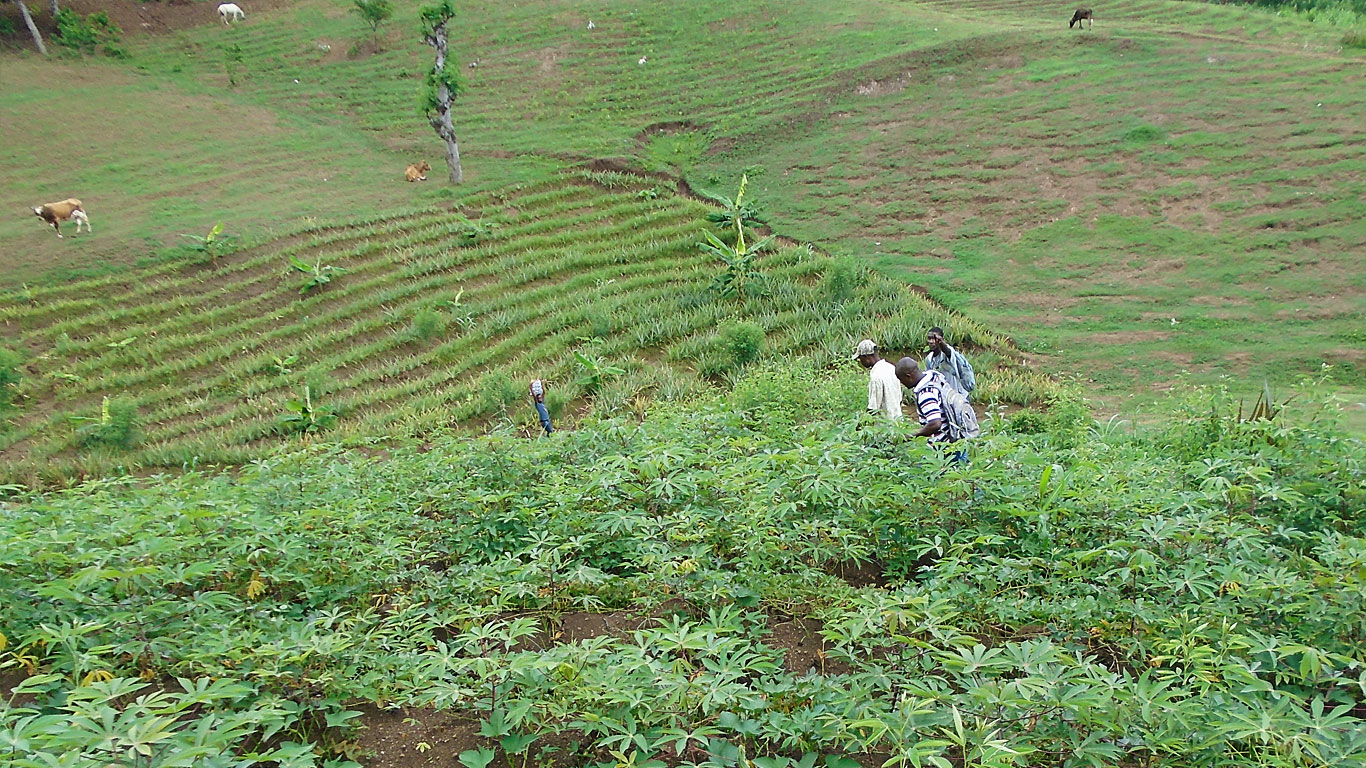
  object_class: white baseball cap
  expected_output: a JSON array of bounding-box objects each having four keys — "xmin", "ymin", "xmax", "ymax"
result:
[{"xmin": 854, "ymin": 339, "xmax": 877, "ymax": 358}]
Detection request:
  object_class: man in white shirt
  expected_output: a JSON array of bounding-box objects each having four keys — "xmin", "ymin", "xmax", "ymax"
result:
[{"xmin": 855, "ymin": 339, "xmax": 902, "ymax": 421}]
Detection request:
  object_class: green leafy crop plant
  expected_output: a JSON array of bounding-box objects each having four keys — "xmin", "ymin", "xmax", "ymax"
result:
[{"xmin": 4, "ymin": 367, "xmax": 1362, "ymax": 763}]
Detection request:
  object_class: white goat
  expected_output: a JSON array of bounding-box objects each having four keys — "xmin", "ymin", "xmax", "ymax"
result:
[{"xmin": 218, "ymin": 3, "xmax": 245, "ymax": 25}]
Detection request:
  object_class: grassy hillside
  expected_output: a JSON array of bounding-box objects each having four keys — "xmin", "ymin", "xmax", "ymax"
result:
[
  {"xmin": 0, "ymin": 170, "xmax": 1043, "ymax": 486},
  {"xmin": 3, "ymin": 0, "xmax": 1361, "ymax": 419},
  {"xmin": 2, "ymin": 368, "xmax": 1363, "ymax": 766},
  {"xmin": 1, "ymin": 0, "xmax": 1363, "ymax": 485}
]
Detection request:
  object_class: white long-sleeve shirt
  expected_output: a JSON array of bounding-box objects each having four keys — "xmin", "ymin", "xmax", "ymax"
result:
[{"xmin": 867, "ymin": 359, "xmax": 903, "ymax": 420}]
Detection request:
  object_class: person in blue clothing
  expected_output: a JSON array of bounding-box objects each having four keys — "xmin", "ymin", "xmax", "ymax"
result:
[
  {"xmin": 530, "ymin": 379, "xmax": 553, "ymax": 436},
  {"xmin": 923, "ymin": 326, "xmax": 976, "ymax": 401}
]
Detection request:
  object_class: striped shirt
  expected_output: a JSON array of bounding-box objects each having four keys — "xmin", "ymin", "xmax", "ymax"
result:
[{"xmin": 912, "ymin": 370, "xmax": 952, "ymax": 444}]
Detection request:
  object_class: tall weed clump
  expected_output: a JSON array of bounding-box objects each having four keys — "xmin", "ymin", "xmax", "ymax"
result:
[
  {"xmin": 55, "ymin": 10, "xmax": 126, "ymax": 58},
  {"xmin": 476, "ymin": 373, "xmax": 524, "ymax": 417},
  {"xmin": 0, "ymin": 346, "xmax": 22, "ymax": 413},
  {"xmin": 718, "ymin": 320, "xmax": 764, "ymax": 368},
  {"xmin": 409, "ymin": 307, "xmax": 447, "ymax": 341},
  {"xmin": 76, "ymin": 396, "xmax": 140, "ymax": 449},
  {"xmin": 822, "ymin": 258, "xmax": 865, "ymax": 303}
]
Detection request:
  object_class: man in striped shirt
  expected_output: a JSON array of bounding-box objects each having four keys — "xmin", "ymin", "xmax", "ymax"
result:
[
  {"xmin": 896, "ymin": 358, "xmax": 967, "ymax": 465},
  {"xmin": 894, "ymin": 358, "xmax": 950, "ymax": 444}
]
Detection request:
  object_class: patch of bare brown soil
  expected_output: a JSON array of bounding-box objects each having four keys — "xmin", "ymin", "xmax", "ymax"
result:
[
  {"xmin": 0, "ymin": 0, "xmax": 297, "ymax": 40},
  {"xmin": 351, "ymin": 705, "xmax": 481, "ymax": 768}
]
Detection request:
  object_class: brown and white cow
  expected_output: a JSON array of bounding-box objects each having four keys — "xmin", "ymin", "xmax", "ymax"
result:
[{"xmin": 33, "ymin": 198, "xmax": 91, "ymax": 238}]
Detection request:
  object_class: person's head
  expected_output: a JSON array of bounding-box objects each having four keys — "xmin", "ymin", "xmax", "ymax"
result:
[
  {"xmin": 854, "ymin": 339, "xmax": 879, "ymax": 369},
  {"xmin": 894, "ymin": 357, "xmax": 923, "ymax": 389},
  {"xmin": 927, "ymin": 326, "xmax": 947, "ymax": 354}
]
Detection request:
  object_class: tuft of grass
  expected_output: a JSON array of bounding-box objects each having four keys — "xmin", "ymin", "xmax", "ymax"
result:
[
  {"xmin": 718, "ymin": 320, "xmax": 765, "ymax": 368},
  {"xmin": 1343, "ymin": 28, "xmax": 1366, "ymax": 47},
  {"xmin": 409, "ymin": 307, "xmax": 447, "ymax": 341},
  {"xmin": 75, "ymin": 396, "xmax": 141, "ymax": 449},
  {"xmin": 1121, "ymin": 124, "xmax": 1167, "ymax": 144},
  {"xmin": 0, "ymin": 346, "xmax": 22, "ymax": 412}
]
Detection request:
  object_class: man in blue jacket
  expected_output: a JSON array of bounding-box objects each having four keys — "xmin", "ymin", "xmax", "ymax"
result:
[
  {"xmin": 923, "ymin": 326, "xmax": 976, "ymax": 401},
  {"xmin": 530, "ymin": 379, "xmax": 553, "ymax": 436}
]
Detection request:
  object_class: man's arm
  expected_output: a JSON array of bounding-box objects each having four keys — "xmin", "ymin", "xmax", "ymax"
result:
[{"xmin": 913, "ymin": 388, "xmax": 943, "ymax": 438}]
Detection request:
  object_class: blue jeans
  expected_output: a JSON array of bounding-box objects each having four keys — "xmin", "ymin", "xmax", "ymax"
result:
[{"xmin": 534, "ymin": 401, "xmax": 553, "ymax": 435}]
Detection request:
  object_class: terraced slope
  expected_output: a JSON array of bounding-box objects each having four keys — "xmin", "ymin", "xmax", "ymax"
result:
[
  {"xmin": 0, "ymin": 172, "xmax": 1033, "ymax": 486},
  {"xmin": 111, "ymin": 0, "xmax": 1363, "ymax": 410}
]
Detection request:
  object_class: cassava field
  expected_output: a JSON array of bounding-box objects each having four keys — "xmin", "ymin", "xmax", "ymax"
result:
[{"xmin": 1, "ymin": 0, "xmax": 1364, "ymax": 765}]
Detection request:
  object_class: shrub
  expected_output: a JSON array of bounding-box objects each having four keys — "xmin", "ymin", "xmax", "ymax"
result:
[
  {"xmin": 719, "ymin": 320, "xmax": 764, "ymax": 368},
  {"xmin": 76, "ymin": 396, "xmax": 140, "ymax": 449},
  {"xmin": 822, "ymin": 258, "xmax": 863, "ymax": 302},
  {"xmin": 1121, "ymin": 123, "xmax": 1166, "ymax": 144},
  {"xmin": 352, "ymin": 0, "xmax": 393, "ymax": 35},
  {"xmin": 0, "ymin": 16, "xmax": 17, "ymax": 37},
  {"xmin": 223, "ymin": 43, "xmax": 244, "ymax": 88},
  {"xmin": 587, "ymin": 310, "xmax": 613, "ymax": 339},
  {"xmin": 476, "ymin": 373, "xmax": 524, "ymax": 416},
  {"xmin": 1006, "ymin": 408, "xmax": 1049, "ymax": 435},
  {"xmin": 55, "ymin": 10, "xmax": 121, "ymax": 56},
  {"xmin": 409, "ymin": 307, "xmax": 447, "ymax": 341},
  {"xmin": 0, "ymin": 346, "xmax": 21, "ymax": 411}
]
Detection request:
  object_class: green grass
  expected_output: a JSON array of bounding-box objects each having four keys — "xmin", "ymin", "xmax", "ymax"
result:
[{"xmin": 101, "ymin": 0, "xmax": 1358, "ymax": 415}]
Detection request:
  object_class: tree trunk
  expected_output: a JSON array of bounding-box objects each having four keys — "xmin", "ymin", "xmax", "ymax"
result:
[
  {"xmin": 15, "ymin": 0, "xmax": 47, "ymax": 55},
  {"xmin": 425, "ymin": 21, "xmax": 462, "ymax": 184},
  {"xmin": 48, "ymin": 0, "xmax": 57, "ymax": 19}
]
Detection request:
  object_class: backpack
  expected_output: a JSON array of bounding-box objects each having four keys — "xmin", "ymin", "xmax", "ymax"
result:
[{"xmin": 938, "ymin": 381, "xmax": 980, "ymax": 440}]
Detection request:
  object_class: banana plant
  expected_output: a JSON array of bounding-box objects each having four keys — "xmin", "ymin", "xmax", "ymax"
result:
[
  {"xmin": 696, "ymin": 173, "xmax": 766, "ymax": 242},
  {"xmin": 289, "ymin": 255, "xmax": 344, "ymax": 294},
  {"xmin": 180, "ymin": 222, "xmax": 232, "ymax": 262},
  {"xmin": 698, "ymin": 175, "xmax": 774, "ymax": 299},
  {"xmin": 575, "ymin": 350, "xmax": 625, "ymax": 391}
]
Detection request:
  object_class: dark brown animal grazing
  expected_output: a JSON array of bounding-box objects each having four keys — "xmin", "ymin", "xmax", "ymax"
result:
[
  {"xmin": 1069, "ymin": 8, "xmax": 1093, "ymax": 29},
  {"xmin": 32, "ymin": 198, "xmax": 91, "ymax": 238}
]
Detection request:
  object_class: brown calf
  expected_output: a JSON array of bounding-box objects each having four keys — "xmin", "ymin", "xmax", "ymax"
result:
[{"xmin": 405, "ymin": 162, "xmax": 431, "ymax": 182}]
